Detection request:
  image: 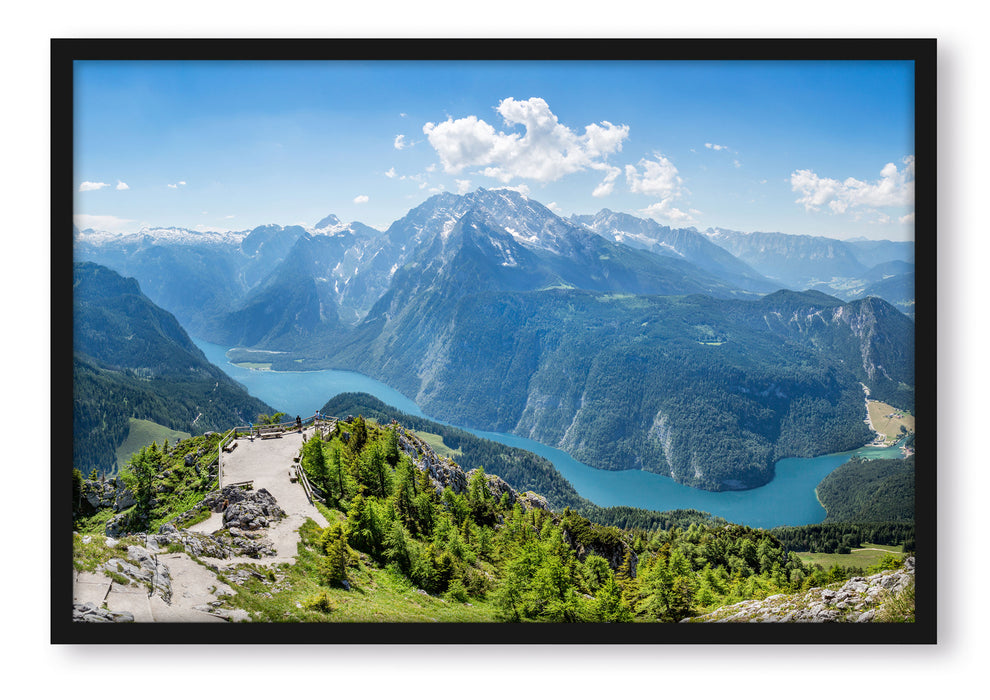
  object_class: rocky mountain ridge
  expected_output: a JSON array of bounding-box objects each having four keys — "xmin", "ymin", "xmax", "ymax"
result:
[{"xmin": 686, "ymin": 557, "xmax": 915, "ymax": 623}]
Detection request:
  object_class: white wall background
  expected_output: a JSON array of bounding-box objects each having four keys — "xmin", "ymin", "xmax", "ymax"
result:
[{"xmin": 8, "ymin": 2, "xmax": 980, "ymax": 695}]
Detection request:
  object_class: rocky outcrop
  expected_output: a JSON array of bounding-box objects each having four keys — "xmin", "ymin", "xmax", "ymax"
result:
[
  {"xmin": 685, "ymin": 557, "xmax": 915, "ymax": 623},
  {"xmin": 149, "ymin": 523, "xmax": 278, "ymax": 559},
  {"xmin": 515, "ymin": 490, "xmax": 551, "ymax": 513},
  {"xmin": 98, "ymin": 544, "xmax": 173, "ymax": 603},
  {"xmin": 147, "ymin": 487, "xmax": 285, "ymax": 559},
  {"xmin": 73, "ymin": 602, "xmax": 135, "ymax": 623},
  {"xmin": 395, "ymin": 427, "xmax": 550, "ymax": 513},
  {"xmin": 81, "ymin": 477, "xmax": 136, "ymax": 514},
  {"xmin": 219, "ymin": 487, "xmax": 286, "ymax": 530}
]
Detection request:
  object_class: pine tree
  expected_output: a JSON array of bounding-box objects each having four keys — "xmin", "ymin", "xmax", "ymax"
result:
[
  {"xmin": 615, "ymin": 547, "xmax": 640, "ymax": 608},
  {"xmin": 319, "ymin": 522, "xmax": 350, "ymax": 587},
  {"xmin": 301, "ymin": 434, "xmax": 328, "ymax": 493},
  {"xmin": 384, "ymin": 521, "xmax": 412, "ymax": 574},
  {"xmin": 346, "ymin": 492, "xmax": 382, "ymax": 556},
  {"xmin": 593, "ymin": 575, "xmax": 633, "ymax": 622}
]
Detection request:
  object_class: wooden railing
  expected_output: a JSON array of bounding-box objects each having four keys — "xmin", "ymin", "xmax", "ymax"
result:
[
  {"xmin": 295, "ymin": 461, "xmax": 322, "ymax": 505},
  {"xmin": 216, "ymin": 414, "xmax": 328, "ymax": 490}
]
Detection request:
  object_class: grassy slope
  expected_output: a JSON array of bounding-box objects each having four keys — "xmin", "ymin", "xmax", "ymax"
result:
[
  {"xmin": 867, "ymin": 400, "xmax": 915, "ymax": 444},
  {"xmin": 793, "ymin": 543, "xmax": 905, "ymax": 570},
  {"xmin": 115, "ymin": 418, "xmax": 192, "ymax": 471},
  {"xmin": 226, "ymin": 520, "xmax": 501, "ymax": 622},
  {"xmin": 411, "ymin": 429, "xmax": 463, "ymax": 460}
]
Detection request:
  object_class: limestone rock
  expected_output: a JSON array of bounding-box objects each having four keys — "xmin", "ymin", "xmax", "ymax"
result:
[
  {"xmin": 221, "ymin": 488, "xmax": 286, "ymax": 530},
  {"xmin": 684, "ymin": 557, "xmax": 915, "ymax": 623},
  {"xmin": 81, "ymin": 479, "xmax": 117, "ymax": 510},
  {"xmin": 98, "ymin": 544, "xmax": 173, "ymax": 603},
  {"xmin": 73, "ymin": 602, "xmax": 134, "ymax": 623}
]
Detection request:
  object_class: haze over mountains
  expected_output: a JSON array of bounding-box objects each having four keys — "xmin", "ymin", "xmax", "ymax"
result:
[
  {"xmin": 72, "ymin": 261, "xmax": 274, "ymax": 474},
  {"xmin": 75, "ymin": 188, "xmax": 915, "ymax": 490}
]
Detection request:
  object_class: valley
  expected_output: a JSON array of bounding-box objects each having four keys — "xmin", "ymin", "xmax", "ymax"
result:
[
  {"xmin": 195, "ymin": 339, "xmax": 909, "ymax": 528},
  {"xmin": 75, "ymin": 189, "xmax": 915, "ymax": 496}
]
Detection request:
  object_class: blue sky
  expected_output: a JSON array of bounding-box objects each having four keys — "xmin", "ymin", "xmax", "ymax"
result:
[{"xmin": 73, "ymin": 60, "xmax": 915, "ymax": 241}]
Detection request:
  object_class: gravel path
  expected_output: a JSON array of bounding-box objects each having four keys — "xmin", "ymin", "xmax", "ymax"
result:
[
  {"xmin": 209, "ymin": 429, "xmax": 328, "ymax": 566},
  {"xmin": 74, "ymin": 429, "xmax": 325, "ymax": 623}
]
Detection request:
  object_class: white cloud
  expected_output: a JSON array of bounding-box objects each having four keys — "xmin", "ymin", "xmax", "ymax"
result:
[
  {"xmin": 626, "ymin": 153, "xmax": 696, "ymax": 225},
  {"xmin": 385, "ymin": 167, "xmax": 397, "ymax": 178},
  {"xmin": 422, "ymin": 97, "xmax": 629, "ymax": 188},
  {"xmin": 73, "ymin": 214, "xmax": 136, "ymax": 232},
  {"xmin": 640, "ymin": 199, "xmax": 698, "ymax": 226},
  {"xmin": 224, "ymin": 215, "xmax": 236, "ymax": 219},
  {"xmin": 900, "ymin": 212, "xmax": 915, "ymax": 224},
  {"xmin": 625, "ymin": 154, "xmax": 684, "ymax": 199},
  {"xmin": 167, "ymin": 181, "xmax": 186, "ymax": 189},
  {"xmin": 455, "ymin": 179, "xmax": 472, "ymax": 194},
  {"xmin": 115, "ymin": 180, "xmax": 129, "ymax": 190},
  {"xmin": 591, "ymin": 165, "xmax": 621, "ymax": 198},
  {"xmin": 705, "ymin": 142, "xmax": 729, "ymax": 151},
  {"xmin": 733, "ymin": 159, "xmax": 742, "ymax": 169},
  {"xmin": 78, "ymin": 181, "xmax": 109, "ymax": 192},
  {"xmin": 546, "ymin": 202, "xmax": 562, "ymax": 213},
  {"xmin": 353, "ymin": 195, "xmax": 369, "ymax": 204},
  {"xmin": 394, "ymin": 134, "xmax": 414, "ymax": 150},
  {"xmin": 493, "ymin": 183, "xmax": 531, "ymax": 197},
  {"xmin": 791, "ymin": 156, "xmax": 915, "ymax": 215}
]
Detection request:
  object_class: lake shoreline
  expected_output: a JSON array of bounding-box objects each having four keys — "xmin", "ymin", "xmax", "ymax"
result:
[{"xmin": 194, "ymin": 337, "xmax": 907, "ymax": 529}]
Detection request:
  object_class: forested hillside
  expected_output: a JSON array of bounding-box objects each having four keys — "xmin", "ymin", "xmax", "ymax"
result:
[
  {"xmin": 326, "ymin": 286, "xmax": 908, "ymax": 491},
  {"xmin": 73, "ymin": 412, "xmax": 915, "ymax": 623},
  {"xmin": 277, "ymin": 417, "xmax": 902, "ymax": 621},
  {"xmin": 72, "ymin": 262, "xmax": 273, "ymax": 474},
  {"xmin": 320, "ymin": 392, "xmax": 592, "ymax": 511},
  {"xmin": 816, "ymin": 455, "xmax": 915, "ymax": 523}
]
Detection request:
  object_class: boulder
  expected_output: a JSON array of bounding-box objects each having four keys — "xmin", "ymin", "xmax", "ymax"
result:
[{"xmin": 221, "ymin": 488, "xmax": 286, "ymax": 531}]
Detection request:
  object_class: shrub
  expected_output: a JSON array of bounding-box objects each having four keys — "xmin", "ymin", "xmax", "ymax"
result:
[{"xmin": 304, "ymin": 592, "xmax": 335, "ymax": 614}]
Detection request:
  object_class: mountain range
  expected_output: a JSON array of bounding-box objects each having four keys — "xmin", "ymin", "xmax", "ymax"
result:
[{"xmin": 75, "ymin": 188, "xmax": 915, "ymax": 490}]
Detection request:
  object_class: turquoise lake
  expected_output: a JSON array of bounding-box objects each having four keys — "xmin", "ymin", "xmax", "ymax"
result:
[{"xmin": 195, "ymin": 338, "xmax": 906, "ymax": 529}]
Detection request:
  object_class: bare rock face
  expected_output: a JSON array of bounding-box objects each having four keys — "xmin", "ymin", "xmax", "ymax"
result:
[
  {"xmin": 73, "ymin": 602, "xmax": 134, "ymax": 623},
  {"xmin": 150, "ymin": 525, "xmax": 237, "ymax": 559},
  {"xmin": 396, "ymin": 428, "xmax": 551, "ymax": 513},
  {"xmin": 98, "ymin": 544, "xmax": 173, "ymax": 603},
  {"xmin": 81, "ymin": 479, "xmax": 117, "ymax": 510},
  {"xmin": 221, "ymin": 488, "xmax": 286, "ymax": 530},
  {"xmin": 685, "ymin": 557, "xmax": 915, "ymax": 623},
  {"xmin": 149, "ymin": 488, "xmax": 283, "ymax": 559}
]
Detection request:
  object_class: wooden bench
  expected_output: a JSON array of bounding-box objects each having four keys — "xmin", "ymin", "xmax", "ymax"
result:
[{"xmin": 257, "ymin": 426, "xmax": 282, "ymax": 439}]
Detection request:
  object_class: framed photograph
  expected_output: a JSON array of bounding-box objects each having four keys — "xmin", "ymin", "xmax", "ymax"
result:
[{"xmin": 53, "ymin": 38, "xmax": 935, "ymax": 644}]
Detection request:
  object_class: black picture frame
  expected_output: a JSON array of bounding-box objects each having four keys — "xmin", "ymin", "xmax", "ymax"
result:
[{"xmin": 52, "ymin": 37, "xmax": 936, "ymax": 644}]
